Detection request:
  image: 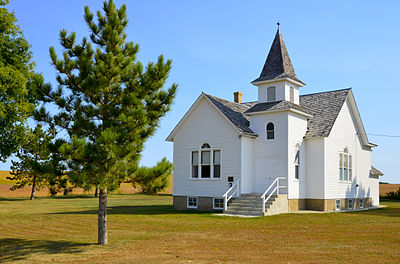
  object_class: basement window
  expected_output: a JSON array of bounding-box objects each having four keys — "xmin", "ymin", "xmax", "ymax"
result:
[
  {"xmin": 348, "ymin": 199, "xmax": 353, "ymax": 210},
  {"xmin": 213, "ymin": 198, "xmax": 224, "ymax": 209},
  {"xmin": 359, "ymin": 199, "xmax": 363, "ymax": 209},
  {"xmin": 335, "ymin": 199, "xmax": 341, "ymax": 210},
  {"xmin": 187, "ymin": 197, "xmax": 198, "ymax": 208}
]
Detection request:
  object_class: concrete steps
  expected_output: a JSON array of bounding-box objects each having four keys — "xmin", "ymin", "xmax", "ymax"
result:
[{"xmin": 223, "ymin": 194, "xmax": 278, "ymax": 217}]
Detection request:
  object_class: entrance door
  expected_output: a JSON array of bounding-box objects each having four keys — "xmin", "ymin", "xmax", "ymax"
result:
[{"xmin": 255, "ymin": 158, "xmax": 283, "ymax": 194}]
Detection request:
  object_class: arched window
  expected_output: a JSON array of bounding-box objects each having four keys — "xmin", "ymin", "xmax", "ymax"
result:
[
  {"xmin": 339, "ymin": 147, "xmax": 352, "ymax": 182},
  {"xmin": 266, "ymin": 122, "xmax": 274, "ymax": 139},
  {"xmin": 201, "ymin": 143, "xmax": 210, "ymax": 149},
  {"xmin": 294, "ymin": 149, "xmax": 300, "ymax": 180},
  {"xmin": 191, "ymin": 143, "xmax": 220, "ymax": 179}
]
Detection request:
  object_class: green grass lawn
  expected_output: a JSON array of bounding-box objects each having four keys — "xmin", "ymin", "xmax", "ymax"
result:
[{"xmin": 0, "ymin": 195, "xmax": 399, "ymax": 263}]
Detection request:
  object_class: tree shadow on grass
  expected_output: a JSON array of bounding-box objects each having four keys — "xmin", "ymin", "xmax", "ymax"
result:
[
  {"xmin": 0, "ymin": 238, "xmax": 92, "ymax": 262},
  {"xmin": 51, "ymin": 205, "xmax": 210, "ymax": 215}
]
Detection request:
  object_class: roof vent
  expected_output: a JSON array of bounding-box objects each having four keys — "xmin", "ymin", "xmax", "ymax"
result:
[{"xmin": 233, "ymin": 92, "xmax": 243, "ymax": 104}]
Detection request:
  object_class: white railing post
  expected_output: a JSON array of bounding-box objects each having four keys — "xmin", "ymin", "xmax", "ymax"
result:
[
  {"xmin": 277, "ymin": 178, "xmax": 279, "ymax": 195},
  {"xmin": 224, "ymin": 196, "xmax": 227, "ymax": 210},
  {"xmin": 222, "ymin": 179, "xmax": 240, "ymax": 211},
  {"xmin": 262, "ymin": 196, "xmax": 265, "ymax": 212}
]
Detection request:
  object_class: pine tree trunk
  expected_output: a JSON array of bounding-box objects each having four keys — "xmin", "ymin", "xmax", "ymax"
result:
[
  {"xmin": 94, "ymin": 187, "xmax": 98, "ymax": 197},
  {"xmin": 98, "ymin": 188, "xmax": 108, "ymax": 245},
  {"xmin": 30, "ymin": 175, "xmax": 36, "ymax": 200}
]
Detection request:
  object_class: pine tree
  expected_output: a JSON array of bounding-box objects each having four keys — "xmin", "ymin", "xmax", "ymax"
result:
[
  {"xmin": 8, "ymin": 125, "xmax": 55, "ymax": 200},
  {"xmin": 0, "ymin": 0, "xmax": 38, "ymax": 160},
  {"xmin": 36, "ymin": 0, "xmax": 177, "ymax": 245},
  {"xmin": 133, "ymin": 158, "xmax": 173, "ymax": 194}
]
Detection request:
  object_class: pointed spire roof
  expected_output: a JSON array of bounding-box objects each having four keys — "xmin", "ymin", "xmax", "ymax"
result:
[{"xmin": 252, "ymin": 28, "xmax": 305, "ymax": 85}]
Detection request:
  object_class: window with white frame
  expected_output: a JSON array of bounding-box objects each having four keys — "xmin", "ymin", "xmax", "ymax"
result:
[
  {"xmin": 266, "ymin": 122, "xmax": 274, "ymax": 140},
  {"xmin": 290, "ymin": 87, "xmax": 294, "ymax": 103},
  {"xmin": 187, "ymin": 197, "xmax": 198, "ymax": 208},
  {"xmin": 359, "ymin": 199, "xmax": 363, "ymax": 209},
  {"xmin": 213, "ymin": 198, "xmax": 224, "ymax": 209},
  {"xmin": 294, "ymin": 149, "xmax": 300, "ymax": 180},
  {"xmin": 192, "ymin": 151, "xmax": 199, "ymax": 178},
  {"xmin": 191, "ymin": 143, "xmax": 221, "ymax": 179},
  {"xmin": 339, "ymin": 148, "xmax": 352, "ymax": 182},
  {"xmin": 348, "ymin": 199, "xmax": 353, "ymax": 210},
  {"xmin": 335, "ymin": 199, "xmax": 341, "ymax": 210},
  {"xmin": 267, "ymin": 86, "xmax": 276, "ymax": 101}
]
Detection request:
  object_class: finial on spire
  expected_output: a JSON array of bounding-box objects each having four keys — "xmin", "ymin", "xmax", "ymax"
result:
[{"xmin": 277, "ymin": 21, "xmax": 280, "ymax": 29}]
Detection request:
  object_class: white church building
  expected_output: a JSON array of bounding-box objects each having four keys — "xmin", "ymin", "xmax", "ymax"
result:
[{"xmin": 166, "ymin": 27, "xmax": 383, "ymax": 216}]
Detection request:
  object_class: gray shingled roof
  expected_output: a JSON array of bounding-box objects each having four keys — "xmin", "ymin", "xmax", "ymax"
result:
[
  {"xmin": 205, "ymin": 89, "xmax": 351, "ymax": 139},
  {"xmin": 245, "ymin": 100, "xmax": 309, "ymax": 114},
  {"xmin": 252, "ymin": 29, "xmax": 305, "ymax": 85},
  {"xmin": 370, "ymin": 166, "xmax": 383, "ymax": 176},
  {"xmin": 204, "ymin": 94, "xmax": 257, "ymax": 136},
  {"xmin": 300, "ymin": 88, "xmax": 351, "ymax": 137}
]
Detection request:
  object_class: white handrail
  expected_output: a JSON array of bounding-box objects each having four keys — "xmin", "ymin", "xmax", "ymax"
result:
[
  {"xmin": 260, "ymin": 177, "xmax": 287, "ymax": 213},
  {"xmin": 222, "ymin": 179, "xmax": 240, "ymax": 210}
]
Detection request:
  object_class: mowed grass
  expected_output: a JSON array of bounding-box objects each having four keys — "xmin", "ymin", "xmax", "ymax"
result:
[{"xmin": 0, "ymin": 195, "xmax": 399, "ymax": 264}]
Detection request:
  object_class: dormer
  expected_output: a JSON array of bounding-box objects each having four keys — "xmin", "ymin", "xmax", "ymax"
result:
[{"xmin": 251, "ymin": 25, "xmax": 305, "ymax": 104}]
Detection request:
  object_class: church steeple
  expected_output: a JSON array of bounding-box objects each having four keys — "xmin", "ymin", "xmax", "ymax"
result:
[
  {"xmin": 252, "ymin": 26, "xmax": 304, "ymax": 85},
  {"xmin": 252, "ymin": 25, "xmax": 305, "ymax": 104}
]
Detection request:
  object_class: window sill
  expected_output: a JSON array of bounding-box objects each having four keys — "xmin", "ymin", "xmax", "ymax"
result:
[
  {"xmin": 339, "ymin": 181, "xmax": 352, "ymax": 184},
  {"xmin": 187, "ymin": 206, "xmax": 198, "ymax": 209}
]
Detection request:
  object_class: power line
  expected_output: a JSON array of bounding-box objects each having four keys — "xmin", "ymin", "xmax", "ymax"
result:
[{"xmin": 365, "ymin": 134, "xmax": 400, "ymax": 138}]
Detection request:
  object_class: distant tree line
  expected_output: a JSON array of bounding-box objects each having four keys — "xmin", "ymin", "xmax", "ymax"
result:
[{"xmin": 1, "ymin": 0, "xmax": 176, "ymax": 245}]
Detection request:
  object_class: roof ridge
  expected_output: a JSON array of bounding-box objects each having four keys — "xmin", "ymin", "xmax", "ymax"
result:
[{"xmin": 300, "ymin": 88, "xmax": 352, "ymax": 97}]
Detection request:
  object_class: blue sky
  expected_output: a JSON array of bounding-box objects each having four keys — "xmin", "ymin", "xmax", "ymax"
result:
[{"xmin": 4, "ymin": 0, "xmax": 400, "ymax": 183}]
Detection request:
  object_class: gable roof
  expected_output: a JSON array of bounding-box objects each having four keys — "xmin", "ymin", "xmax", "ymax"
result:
[
  {"xmin": 370, "ymin": 166, "xmax": 383, "ymax": 177},
  {"xmin": 300, "ymin": 88, "xmax": 350, "ymax": 137},
  {"xmin": 167, "ymin": 89, "xmax": 374, "ymax": 147},
  {"xmin": 252, "ymin": 29, "xmax": 305, "ymax": 85},
  {"xmin": 204, "ymin": 94, "xmax": 257, "ymax": 136}
]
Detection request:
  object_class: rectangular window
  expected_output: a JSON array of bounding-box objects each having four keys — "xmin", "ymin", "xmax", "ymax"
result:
[
  {"xmin": 335, "ymin": 199, "xmax": 341, "ymax": 210},
  {"xmin": 201, "ymin": 151, "xmax": 210, "ymax": 178},
  {"xmin": 294, "ymin": 150, "xmax": 299, "ymax": 180},
  {"xmin": 339, "ymin": 153, "xmax": 343, "ymax": 181},
  {"xmin": 213, "ymin": 150, "xmax": 220, "ymax": 178},
  {"xmin": 213, "ymin": 198, "xmax": 224, "ymax": 209},
  {"xmin": 343, "ymin": 154, "xmax": 348, "ymax": 181},
  {"xmin": 348, "ymin": 199, "xmax": 353, "ymax": 210},
  {"xmin": 359, "ymin": 199, "xmax": 363, "ymax": 209},
  {"xmin": 191, "ymin": 151, "xmax": 199, "ymax": 178},
  {"xmin": 187, "ymin": 197, "xmax": 198, "ymax": 208},
  {"xmin": 267, "ymin": 87, "xmax": 276, "ymax": 101},
  {"xmin": 349, "ymin": 155, "xmax": 352, "ymax": 181},
  {"xmin": 290, "ymin": 87, "xmax": 294, "ymax": 102}
]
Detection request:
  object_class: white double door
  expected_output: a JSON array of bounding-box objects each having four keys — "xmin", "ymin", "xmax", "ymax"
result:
[{"xmin": 255, "ymin": 157, "xmax": 283, "ymax": 194}]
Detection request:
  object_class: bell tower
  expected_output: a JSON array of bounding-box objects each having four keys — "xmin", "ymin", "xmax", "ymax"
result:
[{"xmin": 252, "ymin": 23, "xmax": 305, "ymax": 104}]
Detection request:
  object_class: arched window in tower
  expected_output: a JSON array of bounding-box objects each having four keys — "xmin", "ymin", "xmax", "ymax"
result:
[{"xmin": 266, "ymin": 122, "xmax": 274, "ymax": 139}]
